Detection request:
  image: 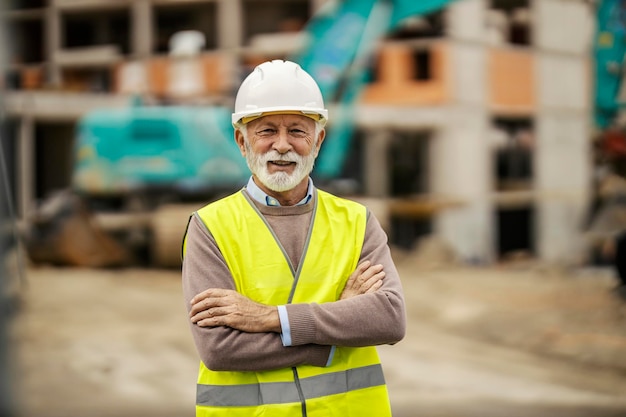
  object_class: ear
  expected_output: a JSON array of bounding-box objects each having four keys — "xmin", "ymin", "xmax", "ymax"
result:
[
  {"xmin": 235, "ymin": 128, "xmax": 246, "ymax": 156},
  {"xmin": 315, "ymin": 128, "xmax": 326, "ymax": 154}
]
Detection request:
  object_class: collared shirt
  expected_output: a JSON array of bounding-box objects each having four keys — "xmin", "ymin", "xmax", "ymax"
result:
[{"xmin": 245, "ymin": 176, "xmax": 314, "ymax": 207}]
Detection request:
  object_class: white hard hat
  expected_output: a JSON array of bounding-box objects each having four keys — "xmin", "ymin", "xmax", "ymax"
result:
[
  {"xmin": 169, "ymin": 30, "xmax": 206, "ymax": 56},
  {"xmin": 231, "ymin": 60, "xmax": 328, "ymax": 126}
]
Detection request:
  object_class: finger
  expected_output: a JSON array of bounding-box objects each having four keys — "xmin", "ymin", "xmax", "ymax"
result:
[
  {"xmin": 360, "ymin": 264, "xmax": 384, "ymax": 281},
  {"xmin": 196, "ymin": 317, "xmax": 221, "ymax": 327},
  {"xmin": 344, "ymin": 276, "xmax": 357, "ymax": 291},
  {"xmin": 350, "ymin": 261, "xmax": 371, "ymax": 280},
  {"xmin": 189, "ymin": 297, "xmax": 220, "ymax": 317},
  {"xmin": 354, "ymin": 271, "xmax": 384, "ymax": 293},
  {"xmin": 356, "ymin": 260, "xmax": 371, "ymax": 273},
  {"xmin": 207, "ymin": 306, "xmax": 231, "ymax": 317},
  {"xmin": 190, "ymin": 289, "xmax": 214, "ymax": 305},
  {"xmin": 344, "ymin": 274, "xmax": 359, "ymax": 291},
  {"xmin": 364, "ymin": 279, "xmax": 383, "ymax": 293},
  {"xmin": 355, "ymin": 271, "xmax": 385, "ymax": 295},
  {"xmin": 195, "ymin": 305, "xmax": 239, "ymax": 325},
  {"xmin": 190, "ymin": 291, "xmax": 240, "ymax": 315},
  {"xmin": 346, "ymin": 261, "xmax": 372, "ymax": 286},
  {"xmin": 354, "ymin": 265, "xmax": 383, "ymax": 288},
  {"xmin": 362, "ymin": 270, "xmax": 385, "ymax": 289},
  {"xmin": 190, "ymin": 308, "xmax": 211, "ymax": 323},
  {"xmin": 190, "ymin": 288, "xmax": 232, "ymax": 305},
  {"xmin": 191, "ymin": 305, "xmax": 231, "ymax": 323}
]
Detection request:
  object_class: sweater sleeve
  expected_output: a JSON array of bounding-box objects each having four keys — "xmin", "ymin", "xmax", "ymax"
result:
[
  {"xmin": 181, "ymin": 214, "xmax": 332, "ymax": 372},
  {"xmin": 284, "ymin": 211, "xmax": 407, "ymax": 347}
]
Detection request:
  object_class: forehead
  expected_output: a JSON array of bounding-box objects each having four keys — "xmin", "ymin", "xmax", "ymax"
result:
[{"xmin": 248, "ymin": 114, "xmax": 315, "ymax": 129}]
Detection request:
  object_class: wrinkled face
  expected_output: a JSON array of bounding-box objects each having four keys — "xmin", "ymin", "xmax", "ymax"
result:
[{"xmin": 236, "ymin": 114, "xmax": 325, "ymax": 192}]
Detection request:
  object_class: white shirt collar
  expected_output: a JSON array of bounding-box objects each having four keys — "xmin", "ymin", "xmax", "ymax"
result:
[{"xmin": 246, "ymin": 177, "xmax": 314, "ymax": 206}]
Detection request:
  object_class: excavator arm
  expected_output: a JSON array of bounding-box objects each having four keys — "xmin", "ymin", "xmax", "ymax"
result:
[
  {"xmin": 594, "ymin": 0, "xmax": 626, "ymax": 130},
  {"xmin": 293, "ymin": 0, "xmax": 457, "ymax": 179}
]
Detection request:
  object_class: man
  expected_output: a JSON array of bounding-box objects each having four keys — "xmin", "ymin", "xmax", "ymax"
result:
[{"xmin": 182, "ymin": 60, "xmax": 406, "ymax": 416}]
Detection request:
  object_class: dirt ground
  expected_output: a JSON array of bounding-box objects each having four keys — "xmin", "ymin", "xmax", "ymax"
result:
[{"xmin": 4, "ymin": 247, "xmax": 626, "ymax": 417}]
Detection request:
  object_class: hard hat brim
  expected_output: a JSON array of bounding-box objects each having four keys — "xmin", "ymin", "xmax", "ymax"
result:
[
  {"xmin": 232, "ymin": 107, "xmax": 328, "ymax": 126},
  {"xmin": 238, "ymin": 110, "xmax": 326, "ymax": 125}
]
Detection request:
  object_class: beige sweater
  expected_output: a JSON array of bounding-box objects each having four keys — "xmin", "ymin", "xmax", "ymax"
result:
[{"xmin": 181, "ymin": 189, "xmax": 406, "ymax": 372}]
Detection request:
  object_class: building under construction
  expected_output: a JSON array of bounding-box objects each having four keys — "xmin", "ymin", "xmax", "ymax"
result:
[{"xmin": 0, "ymin": 0, "xmax": 593, "ymax": 266}]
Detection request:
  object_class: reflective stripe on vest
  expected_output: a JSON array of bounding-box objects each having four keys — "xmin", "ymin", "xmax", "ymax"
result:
[{"xmin": 197, "ymin": 364, "xmax": 385, "ymax": 407}]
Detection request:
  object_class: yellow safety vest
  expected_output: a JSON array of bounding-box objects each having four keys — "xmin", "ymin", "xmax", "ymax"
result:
[{"xmin": 190, "ymin": 189, "xmax": 392, "ymax": 417}]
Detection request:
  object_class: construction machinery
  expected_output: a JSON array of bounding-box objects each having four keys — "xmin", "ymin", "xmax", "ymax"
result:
[
  {"xmin": 27, "ymin": 0, "xmax": 456, "ymax": 268},
  {"xmin": 71, "ymin": 105, "xmax": 249, "ymax": 267}
]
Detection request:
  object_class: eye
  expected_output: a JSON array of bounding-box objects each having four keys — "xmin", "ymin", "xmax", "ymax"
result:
[
  {"xmin": 290, "ymin": 129, "xmax": 307, "ymax": 137},
  {"xmin": 256, "ymin": 128, "xmax": 276, "ymax": 136}
]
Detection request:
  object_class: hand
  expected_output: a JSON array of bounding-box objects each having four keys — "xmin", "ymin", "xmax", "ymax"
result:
[
  {"xmin": 190, "ymin": 288, "xmax": 281, "ymax": 333},
  {"xmin": 340, "ymin": 260, "xmax": 385, "ymax": 300}
]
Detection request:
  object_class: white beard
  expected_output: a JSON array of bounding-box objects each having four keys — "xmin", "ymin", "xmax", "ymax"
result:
[{"xmin": 244, "ymin": 141, "xmax": 317, "ymax": 192}]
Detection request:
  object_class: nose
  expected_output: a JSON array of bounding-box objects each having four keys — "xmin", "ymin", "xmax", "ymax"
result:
[{"xmin": 272, "ymin": 128, "xmax": 292, "ymax": 154}]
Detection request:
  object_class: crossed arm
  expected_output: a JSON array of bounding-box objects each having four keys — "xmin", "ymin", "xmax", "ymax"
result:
[
  {"xmin": 181, "ymin": 214, "xmax": 405, "ymax": 372},
  {"xmin": 188, "ymin": 259, "xmax": 385, "ymax": 332}
]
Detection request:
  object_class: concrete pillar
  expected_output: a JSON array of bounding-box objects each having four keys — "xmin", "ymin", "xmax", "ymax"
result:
[
  {"xmin": 433, "ymin": 0, "xmax": 494, "ymax": 262},
  {"xmin": 217, "ymin": 0, "xmax": 243, "ymax": 50},
  {"xmin": 17, "ymin": 116, "xmax": 35, "ymax": 219},
  {"xmin": 45, "ymin": 4, "xmax": 62, "ymax": 87},
  {"xmin": 214, "ymin": 0, "xmax": 243, "ymax": 92},
  {"xmin": 363, "ymin": 129, "xmax": 392, "ymax": 198},
  {"xmin": 533, "ymin": 0, "xmax": 593, "ymax": 264},
  {"xmin": 433, "ymin": 105, "xmax": 493, "ymax": 263},
  {"xmin": 131, "ymin": 0, "xmax": 153, "ymax": 58},
  {"xmin": 445, "ymin": 0, "xmax": 487, "ymax": 42},
  {"xmin": 535, "ymin": 114, "xmax": 591, "ymax": 263}
]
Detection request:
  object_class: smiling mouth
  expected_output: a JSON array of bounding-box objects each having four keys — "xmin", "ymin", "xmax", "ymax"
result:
[{"xmin": 270, "ymin": 160, "xmax": 295, "ymax": 166}]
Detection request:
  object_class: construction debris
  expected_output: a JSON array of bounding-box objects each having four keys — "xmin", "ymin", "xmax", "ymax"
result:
[{"xmin": 24, "ymin": 190, "xmax": 130, "ymax": 268}]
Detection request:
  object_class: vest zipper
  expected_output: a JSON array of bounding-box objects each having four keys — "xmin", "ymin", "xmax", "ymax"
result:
[{"xmin": 292, "ymin": 367, "xmax": 307, "ymax": 416}]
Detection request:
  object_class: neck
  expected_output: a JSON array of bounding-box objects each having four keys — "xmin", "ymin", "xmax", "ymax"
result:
[{"xmin": 253, "ymin": 176, "xmax": 310, "ymax": 206}]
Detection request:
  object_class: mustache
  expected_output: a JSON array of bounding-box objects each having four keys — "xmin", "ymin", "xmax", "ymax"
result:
[{"xmin": 258, "ymin": 150, "xmax": 302, "ymax": 164}]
